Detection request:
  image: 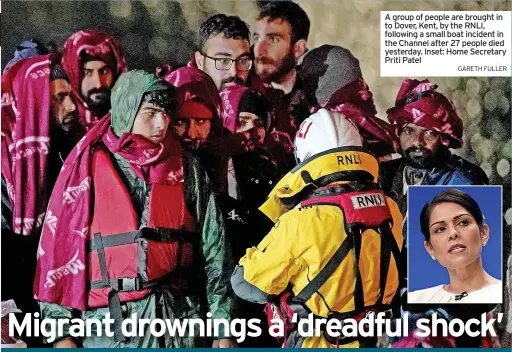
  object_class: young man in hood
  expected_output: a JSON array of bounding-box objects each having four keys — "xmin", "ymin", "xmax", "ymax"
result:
[
  {"xmin": 34, "ymin": 70, "xmax": 236, "ymax": 348},
  {"xmin": 220, "ymin": 85, "xmax": 278, "ymax": 214},
  {"xmin": 219, "ymin": 82, "xmax": 281, "ymax": 266},
  {"xmin": 61, "ymin": 29, "xmax": 128, "ymax": 131}
]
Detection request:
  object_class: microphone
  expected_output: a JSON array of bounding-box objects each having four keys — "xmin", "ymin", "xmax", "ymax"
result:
[{"xmin": 454, "ymin": 292, "xmax": 468, "ymax": 301}]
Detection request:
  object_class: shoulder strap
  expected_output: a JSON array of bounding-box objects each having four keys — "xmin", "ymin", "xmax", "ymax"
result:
[
  {"xmin": 293, "ymin": 183, "xmax": 374, "ymax": 303},
  {"xmin": 294, "ymin": 235, "xmax": 353, "ymax": 303},
  {"xmin": 376, "ymin": 222, "xmax": 392, "ymax": 306},
  {"xmin": 379, "ymin": 222, "xmax": 403, "ymax": 305}
]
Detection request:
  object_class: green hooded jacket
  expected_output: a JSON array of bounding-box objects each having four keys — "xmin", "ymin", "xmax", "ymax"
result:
[{"xmin": 40, "ymin": 71, "xmax": 236, "ymax": 347}]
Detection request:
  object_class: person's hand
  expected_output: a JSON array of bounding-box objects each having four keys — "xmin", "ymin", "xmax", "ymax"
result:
[
  {"xmin": 54, "ymin": 337, "xmax": 77, "ymax": 348},
  {"xmin": 212, "ymin": 338, "xmax": 238, "ymax": 348}
]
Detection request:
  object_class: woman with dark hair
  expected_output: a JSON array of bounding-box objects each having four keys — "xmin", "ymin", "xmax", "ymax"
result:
[{"xmin": 408, "ymin": 189, "xmax": 502, "ymax": 303}]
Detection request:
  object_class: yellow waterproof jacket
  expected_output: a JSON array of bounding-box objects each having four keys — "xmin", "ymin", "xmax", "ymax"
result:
[{"xmin": 239, "ymin": 147, "xmax": 404, "ymax": 348}]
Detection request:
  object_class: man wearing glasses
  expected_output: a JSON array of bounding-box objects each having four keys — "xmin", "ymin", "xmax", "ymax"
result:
[{"xmin": 194, "ymin": 14, "xmax": 252, "ymax": 91}]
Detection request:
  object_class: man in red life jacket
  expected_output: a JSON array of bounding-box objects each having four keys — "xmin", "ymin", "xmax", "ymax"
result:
[
  {"xmin": 61, "ymin": 29, "xmax": 127, "ymax": 131},
  {"xmin": 34, "ymin": 70, "xmax": 236, "ymax": 348}
]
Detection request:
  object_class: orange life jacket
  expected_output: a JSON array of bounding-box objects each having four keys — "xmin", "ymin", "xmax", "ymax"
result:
[{"xmin": 87, "ymin": 147, "xmax": 198, "ymax": 310}]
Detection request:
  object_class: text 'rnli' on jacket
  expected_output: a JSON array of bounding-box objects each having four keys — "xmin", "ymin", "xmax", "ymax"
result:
[{"xmin": 239, "ymin": 147, "xmax": 404, "ymax": 348}]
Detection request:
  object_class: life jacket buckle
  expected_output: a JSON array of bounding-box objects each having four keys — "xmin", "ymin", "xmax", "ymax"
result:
[{"xmin": 110, "ymin": 278, "xmax": 142, "ymax": 292}]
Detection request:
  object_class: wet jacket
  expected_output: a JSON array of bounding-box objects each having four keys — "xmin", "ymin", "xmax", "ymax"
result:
[
  {"xmin": 232, "ymin": 147, "xmax": 404, "ymax": 348},
  {"xmin": 40, "ymin": 151, "xmax": 235, "ymax": 348},
  {"xmin": 379, "ymin": 152, "xmax": 489, "ymax": 215}
]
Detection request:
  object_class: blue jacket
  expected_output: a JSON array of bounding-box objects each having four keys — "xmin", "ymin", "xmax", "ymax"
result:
[{"xmin": 379, "ymin": 153, "xmax": 489, "ymax": 216}]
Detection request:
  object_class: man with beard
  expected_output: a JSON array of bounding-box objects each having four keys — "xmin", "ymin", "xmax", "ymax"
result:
[
  {"xmin": 253, "ymin": 1, "xmax": 309, "ymax": 96},
  {"xmin": 62, "ymin": 29, "xmax": 127, "ymax": 131},
  {"xmin": 252, "ymin": 2, "xmax": 311, "ymax": 175},
  {"xmin": 1, "ymin": 54, "xmax": 79, "ymax": 346},
  {"xmin": 193, "ymin": 14, "xmax": 252, "ymax": 92},
  {"xmin": 378, "ymin": 79, "xmax": 488, "ymax": 321},
  {"xmin": 160, "ymin": 66, "xmax": 224, "ymax": 156},
  {"xmin": 379, "ymin": 78, "xmax": 488, "ymax": 215},
  {"xmin": 1, "ymin": 54, "xmax": 80, "ymax": 239}
]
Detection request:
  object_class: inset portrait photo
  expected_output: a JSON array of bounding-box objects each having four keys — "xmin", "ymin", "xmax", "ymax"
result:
[{"xmin": 407, "ymin": 185, "xmax": 503, "ymax": 304}]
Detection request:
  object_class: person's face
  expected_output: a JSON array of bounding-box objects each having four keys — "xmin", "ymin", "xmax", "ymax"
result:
[
  {"xmin": 131, "ymin": 102, "xmax": 171, "ymax": 144},
  {"xmin": 50, "ymin": 79, "xmax": 78, "ymax": 132},
  {"xmin": 195, "ymin": 34, "xmax": 250, "ymax": 91},
  {"xmin": 172, "ymin": 100, "xmax": 213, "ymax": 148},
  {"xmin": 253, "ymin": 18, "xmax": 298, "ymax": 84},
  {"xmin": 424, "ymin": 202, "xmax": 489, "ymax": 270},
  {"xmin": 81, "ymin": 60, "xmax": 114, "ymax": 112},
  {"xmin": 237, "ymin": 112, "xmax": 265, "ymax": 143},
  {"xmin": 399, "ymin": 123, "xmax": 443, "ymax": 168}
]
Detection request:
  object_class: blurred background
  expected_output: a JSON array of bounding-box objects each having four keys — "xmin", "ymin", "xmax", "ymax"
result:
[{"xmin": 2, "ymin": 0, "xmax": 511, "ymax": 254}]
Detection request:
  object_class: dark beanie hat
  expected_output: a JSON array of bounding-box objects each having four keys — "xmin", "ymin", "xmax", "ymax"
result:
[{"xmin": 238, "ymin": 89, "xmax": 271, "ymax": 127}]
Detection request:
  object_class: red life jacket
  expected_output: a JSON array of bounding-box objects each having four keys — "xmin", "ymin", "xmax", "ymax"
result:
[{"xmin": 87, "ymin": 147, "xmax": 197, "ymax": 309}]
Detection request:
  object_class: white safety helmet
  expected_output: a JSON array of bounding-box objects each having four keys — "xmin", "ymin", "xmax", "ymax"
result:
[{"xmin": 294, "ymin": 108, "xmax": 363, "ymax": 163}]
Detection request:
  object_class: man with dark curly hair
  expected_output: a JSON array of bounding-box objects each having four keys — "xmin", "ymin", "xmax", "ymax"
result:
[
  {"xmin": 253, "ymin": 1, "xmax": 310, "ymax": 92},
  {"xmin": 194, "ymin": 14, "xmax": 252, "ymax": 91},
  {"xmin": 250, "ymin": 2, "xmax": 312, "ymax": 176}
]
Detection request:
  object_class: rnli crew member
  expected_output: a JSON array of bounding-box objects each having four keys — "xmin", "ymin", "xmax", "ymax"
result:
[{"xmin": 231, "ymin": 111, "xmax": 404, "ymax": 348}]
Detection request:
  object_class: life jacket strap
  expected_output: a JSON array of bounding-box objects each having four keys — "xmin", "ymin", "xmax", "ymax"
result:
[
  {"xmin": 93, "ymin": 232, "xmax": 126, "ymax": 342},
  {"xmin": 377, "ymin": 221, "xmax": 393, "ymax": 307},
  {"xmin": 89, "ymin": 268, "xmax": 191, "ymax": 291},
  {"xmin": 91, "ymin": 277, "xmax": 143, "ymax": 291},
  {"xmin": 87, "ymin": 227, "xmax": 199, "ymax": 252},
  {"xmin": 349, "ymin": 225, "xmax": 365, "ymax": 312}
]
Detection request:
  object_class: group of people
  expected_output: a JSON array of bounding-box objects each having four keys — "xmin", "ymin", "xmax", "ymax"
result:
[{"xmin": 2, "ymin": 1, "xmax": 504, "ymax": 349}]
